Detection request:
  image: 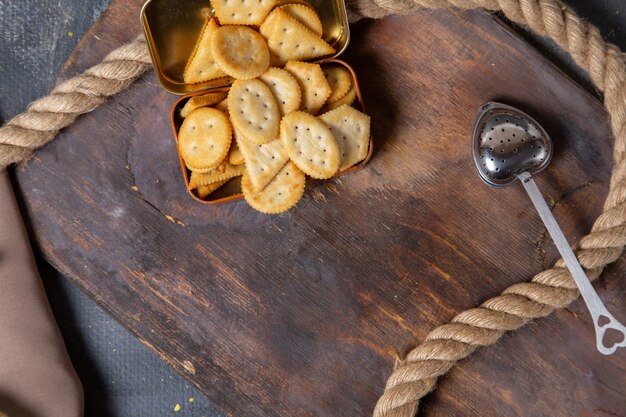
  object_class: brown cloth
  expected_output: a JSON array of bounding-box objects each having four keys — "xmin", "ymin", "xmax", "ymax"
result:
[{"xmin": 0, "ymin": 173, "xmax": 83, "ymax": 417}]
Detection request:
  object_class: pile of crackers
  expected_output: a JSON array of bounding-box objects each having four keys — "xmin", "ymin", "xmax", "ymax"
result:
[{"xmin": 176, "ymin": 0, "xmax": 371, "ymax": 214}]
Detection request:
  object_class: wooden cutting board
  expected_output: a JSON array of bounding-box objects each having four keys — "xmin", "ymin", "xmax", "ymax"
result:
[{"xmin": 13, "ymin": 1, "xmax": 625, "ymax": 416}]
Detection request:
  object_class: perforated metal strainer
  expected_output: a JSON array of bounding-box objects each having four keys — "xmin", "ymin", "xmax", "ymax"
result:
[
  {"xmin": 472, "ymin": 102, "xmax": 552, "ymax": 187},
  {"xmin": 472, "ymin": 102, "xmax": 626, "ymax": 355}
]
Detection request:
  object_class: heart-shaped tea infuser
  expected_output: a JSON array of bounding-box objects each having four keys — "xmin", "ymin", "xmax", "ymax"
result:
[{"xmin": 472, "ymin": 101, "xmax": 626, "ymax": 355}]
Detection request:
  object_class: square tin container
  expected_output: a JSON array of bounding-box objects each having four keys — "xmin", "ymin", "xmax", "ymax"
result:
[{"xmin": 141, "ymin": 0, "xmax": 373, "ymax": 204}]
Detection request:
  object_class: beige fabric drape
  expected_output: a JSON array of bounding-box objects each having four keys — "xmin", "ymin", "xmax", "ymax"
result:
[{"xmin": 0, "ymin": 173, "xmax": 83, "ymax": 417}]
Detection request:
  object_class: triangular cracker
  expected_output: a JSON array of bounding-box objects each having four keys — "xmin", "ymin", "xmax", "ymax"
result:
[
  {"xmin": 212, "ymin": 0, "xmax": 276, "ymax": 25},
  {"xmin": 261, "ymin": 4, "xmax": 323, "ymax": 38},
  {"xmin": 278, "ymin": 4, "xmax": 323, "ymax": 36},
  {"xmin": 259, "ymin": 8, "xmax": 280, "ymax": 38},
  {"xmin": 236, "ymin": 130, "xmax": 289, "ymax": 192},
  {"xmin": 285, "ymin": 61, "xmax": 332, "ymax": 115},
  {"xmin": 263, "ymin": 9, "xmax": 335, "ymax": 67},
  {"xmin": 183, "ymin": 18, "xmax": 227, "ymax": 83},
  {"xmin": 319, "ymin": 105, "xmax": 370, "ymax": 171}
]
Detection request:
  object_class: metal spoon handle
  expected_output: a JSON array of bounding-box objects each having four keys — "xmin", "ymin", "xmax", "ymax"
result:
[{"xmin": 518, "ymin": 172, "xmax": 626, "ymax": 355}]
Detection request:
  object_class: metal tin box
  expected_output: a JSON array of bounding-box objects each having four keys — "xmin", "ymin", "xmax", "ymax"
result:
[
  {"xmin": 141, "ymin": 0, "xmax": 350, "ymax": 94},
  {"xmin": 141, "ymin": 0, "xmax": 372, "ymax": 204}
]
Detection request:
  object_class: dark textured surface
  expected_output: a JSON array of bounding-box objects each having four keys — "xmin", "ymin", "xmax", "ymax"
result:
[
  {"xmin": 0, "ymin": 1, "xmax": 624, "ymax": 417},
  {"xmin": 0, "ymin": 1, "xmax": 222, "ymax": 416}
]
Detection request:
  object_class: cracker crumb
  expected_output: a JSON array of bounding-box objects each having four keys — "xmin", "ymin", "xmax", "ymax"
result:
[{"xmin": 174, "ymin": 403, "xmax": 181, "ymax": 412}]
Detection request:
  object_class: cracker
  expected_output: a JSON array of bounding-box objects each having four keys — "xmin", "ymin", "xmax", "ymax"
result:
[
  {"xmin": 322, "ymin": 65, "xmax": 351, "ymax": 104},
  {"xmin": 214, "ymin": 98, "xmax": 229, "ymax": 115},
  {"xmin": 263, "ymin": 10, "xmax": 335, "ymax": 67},
  {"xmin": 259, "ymin": 67, "xmax": 301, "ymax": 116},
  {"xmin": 285, "ymin": 61, "xmax": 331, "ymax": 115},
  {"xmin": 188, "ymin": 163, "xmax": 244, "ymax": 189},
  {"xmin": 211, "ymin": 0, "xmax": 276, "ymax": 25},
  {"xmin": 259, "ymin": 8, "xmax": 279, "ymax": 38},
  {"xmin": 279, "ymin": 111, "xmax": 339, "ymax": 179},
  {"xmin": 196, "ymin": 180, "xmax": 228, "ymax": 199},
  {"xmin": 179, "ymin": 107, "xmax": 232, "ymax": 172},
  {"xmin": 319, "ymin": 84, "xmax": 357, "ymax": 113},
  {"xmin": 277, "ymin": 4, "xmax": 323, "ymax": 37},
  {"xmin": 183, "ymin": 18, "xmax": 227, "ymax": 84},
  {"xmin": 212, "ymin": 26, "xmax": 270, "ymax": 80},
  {"xmin": 228, "ymin": 79, "xmax": 280, "ymax": 144},
  {"xmin": 242, "ymin": 161, "xmax": 305, "ymax": 214},
  {"xmin": 228, "ymin": 141, "xmax": 245, "ymax": 165},
  {"xmin": 180, "ymin": 92, "xmax": 228, "ymax": 118},
  {"xmin": 261, "ymin": 4, "xmax": 323, "ymax": 38},
  {"xmin": 319, "ymin": 105, "xmax": 370, "ymax": 171},
  {"xmin": 236, "ymin": 131, "xmax": 289, "ymax": 192}
]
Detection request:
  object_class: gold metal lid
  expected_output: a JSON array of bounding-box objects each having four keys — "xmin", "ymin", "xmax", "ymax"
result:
[{"xmin": 141, "ymin": 0, "xmax": 351, "ymax": 94}]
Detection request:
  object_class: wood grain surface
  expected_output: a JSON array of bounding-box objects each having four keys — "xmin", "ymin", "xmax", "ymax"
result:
[{"xmin": 12, "ymin": 1, "xmax": 626, "ymax": 416}]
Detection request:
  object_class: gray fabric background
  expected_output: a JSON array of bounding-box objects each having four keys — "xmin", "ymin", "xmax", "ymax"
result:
[{"xmin": 0, "ymin": 1, "xmax": 623, "ymax": 416}]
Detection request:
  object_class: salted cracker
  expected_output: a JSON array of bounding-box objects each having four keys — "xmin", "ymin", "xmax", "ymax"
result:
[
  {"xmin": 178, "ymin": 107, "xmax": 232, "ymax": 172},
  {"xmin": 188, "ymin": 163, "xmax": 244, "ymax": 189},
  {"xmin": 180, "ymin": 92, "xmax": 228, "ymax": 118},
  {"xmin": 277, "ymin": 4, "xmax": 323, "ymax": 36},
  {"xmin": 322, "ymin": 65, "xmax": 352, "ymax": 104},
  {"xmin": 242, "ymin": 161, "xmax": 305, "ymax": 214},
  {"xmin": 319, "ymin": 84, "xmax": 357, "ymax": 113},
  {"xmin": 319, "ymin": 105, "xmax": 370, "ymax": 171},
  {"xmin": 196, "ymin": 179, "xmax": 229, "ymax": 199},
  {"xmin": 228, "ymin": 79, "xmax": 280, "ymax": 144},
  {"xmin": 261, "ymin": 4, "xmax": 323, "ymax": 37},
  {"xmin": 211, "ymin": 0, "xmax": 276, "ymax": 25},
  {"xmin": 236, "ymin": 131, "xmax": 289, "ymax": 192},
  {"xmin": 259, "ymin": 67, "xmax": 301, "ymax": 116},
  {"xmin": 279, "ymin": 111, "xmax": 339, "ymax": 179},
  {"xmin": 228, "ymin": 141, "xmax": 244, "ymax": 165},
  {"xmin": 212, "ymin": 26, "xmax": 270, "ymax": 80},
  {"xmin": 285, "ymin": 61, "xmax": 332, "ymax": 115},
  {"xmin": 183, "ymin": 18, "xmax": 226, "ymax": 84},
  {"xmin": 262, "ymin": 10, "xmax": 335, "ymax": 67},
  {"xmin": 214, "ymin": 98, "xmax": 229, "ymax": 115}
]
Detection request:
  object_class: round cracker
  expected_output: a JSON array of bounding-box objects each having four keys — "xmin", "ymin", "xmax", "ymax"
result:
[
  {"xmin": 242, "ymin": 161, "xmax": 305, "ymax": 214},
  {"xmin": 322, "ymin": 65, "xmax": 352, "ymax": 104},
  {"xmin": 212, "ymin": 26, "xmax": 269, "ymax": 80},
  {"xmin": 280, "ymin": 111, "xmax": 340, "ymax": 179},
  {"xmin": 228, "ymin": 79, "xmax": 280, "ymax": 144},
  {"xmin": 178, "ymin": 107, "xmax": 232, "ymax": 172},
  {"xmin": 259, "ymin": 67, "xmax": 301, "ymax": 116}
]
